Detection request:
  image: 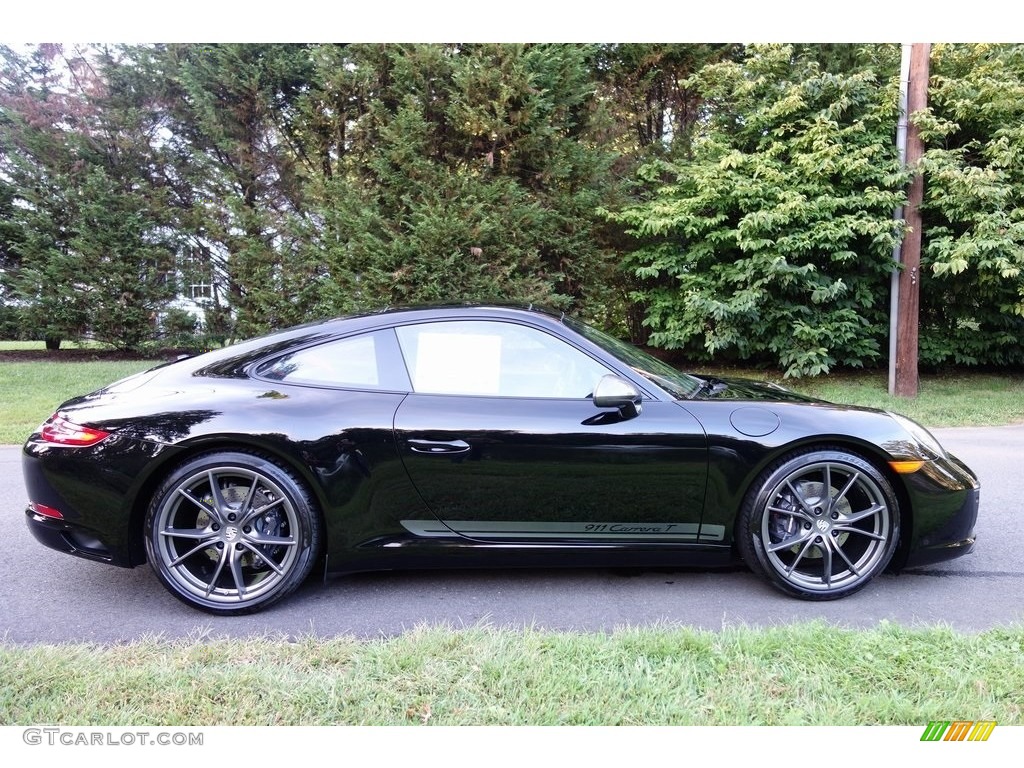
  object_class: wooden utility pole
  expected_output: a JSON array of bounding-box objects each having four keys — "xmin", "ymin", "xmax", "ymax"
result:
[{"xmin": 894, "ymin": 43, "xmax": 930, "ymax": 398}]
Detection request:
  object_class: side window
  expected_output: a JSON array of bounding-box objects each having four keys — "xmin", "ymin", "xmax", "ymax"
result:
[
  {"xmin": 256, "ymin": 330, "xmax": 410, "ymax": 390},
  {"xmin": 394, "ymin": 321, "xmax": 612, "ymax": 398}
]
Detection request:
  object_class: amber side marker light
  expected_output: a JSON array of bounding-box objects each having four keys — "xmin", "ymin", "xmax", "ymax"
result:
[
  {"xmin": 40, "ymin": 413, "xmax": 111, "ymax": 447},
  {"xmin": 889, "ymin": 460, "xmax": 925, "ymax": 474}
]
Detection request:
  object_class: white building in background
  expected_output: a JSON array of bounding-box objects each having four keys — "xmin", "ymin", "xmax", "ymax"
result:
[{"xmin": 159, "ymin": 244, "xmax": 221, "ymax": 333}]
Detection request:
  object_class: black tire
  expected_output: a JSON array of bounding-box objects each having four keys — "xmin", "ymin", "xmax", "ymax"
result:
[
  {"xmin": 144, "ymin": 451, "xmax": 321, "ymax": 614},
  {"xmin": 737, "ymin": 449, "xmax": 900, "ymax": 600}
]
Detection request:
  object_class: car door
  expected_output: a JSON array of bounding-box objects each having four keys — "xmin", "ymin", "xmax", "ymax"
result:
[
  {"xmin": 253, "ymin": 328, "xmax": 431, "ymax": 547},
  {"xmin": 391, "ymin": 319, "xmax": 712, "ymax": 544}
]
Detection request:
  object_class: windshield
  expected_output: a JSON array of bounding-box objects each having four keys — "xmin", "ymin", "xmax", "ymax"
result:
[{"xmin": 563, "ymin": 317, "xmax": 703, "ymax": 399}]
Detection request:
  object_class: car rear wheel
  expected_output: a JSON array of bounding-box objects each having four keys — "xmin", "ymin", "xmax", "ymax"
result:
[
  {"xmin": 145, "ymin": 452, "xmax": 321, "ymax": 614},
  {"xmin": 738, "ymin": 449, "xmax": 899, "ymax": 600}
]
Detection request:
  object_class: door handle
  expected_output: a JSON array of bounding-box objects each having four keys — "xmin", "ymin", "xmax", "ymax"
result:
[{"xmin": 408, "ymin": 438, "xmax": 472, "ymax": 455}]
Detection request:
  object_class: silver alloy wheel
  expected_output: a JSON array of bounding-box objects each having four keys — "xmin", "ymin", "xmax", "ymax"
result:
[
  {"xmin": 151, "ymin": 464, "xmax": 302, "ymax": 607},
  {"xmin": 759, "ymin": 459, "xmax": 893, "ymax": 593}
]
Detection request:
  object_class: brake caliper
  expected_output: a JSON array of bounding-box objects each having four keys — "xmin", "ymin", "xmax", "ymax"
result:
[{"xmin": 769, "ymin": 491, "xmax": 800, "ymax": 543}]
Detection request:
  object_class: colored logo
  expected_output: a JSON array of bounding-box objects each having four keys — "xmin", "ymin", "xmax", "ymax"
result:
[{"xmin": 920, "ymin": 721, "xmax": 996, "ymax": 741}]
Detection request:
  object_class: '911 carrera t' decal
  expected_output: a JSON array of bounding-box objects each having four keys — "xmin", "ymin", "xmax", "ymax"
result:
[{"xmin": 401, "ymin": 520, "xmax": 725, "ymax": 542}]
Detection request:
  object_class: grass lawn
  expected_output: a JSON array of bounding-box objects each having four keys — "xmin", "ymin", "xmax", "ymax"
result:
[
  {"xmin": 0, "ymin": 359, "xmax": 158, "ymax": 444},
  {"xmin": 807, "ymin": 371, "xmax": 1024, "ymax": 426},
  {"xmin": 2, "ymin": 622, "xmax": 1021, "ymax": 725}
]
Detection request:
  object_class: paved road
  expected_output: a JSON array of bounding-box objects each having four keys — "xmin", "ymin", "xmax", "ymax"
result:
[{"xmin": 2, "ymin": 426, "xmax": 1022, "ymax": 643}]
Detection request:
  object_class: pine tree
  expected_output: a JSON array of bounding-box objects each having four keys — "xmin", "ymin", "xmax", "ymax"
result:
[
  {"xmin": 148, "ymin": 43, "xmax": 321, "ymax": 338},
  {"xmin": 299, "ymin": 43, "xmax": 619, "ymax": 320},
  {"xmin": 0, "ymin": 44, "xmax": 177, "ymax": 350}
]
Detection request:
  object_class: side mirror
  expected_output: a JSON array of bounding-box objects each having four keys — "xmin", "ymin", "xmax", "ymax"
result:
[{"xmin": 593, "ymin": 374, "xmax": 642, "ymax": 419}]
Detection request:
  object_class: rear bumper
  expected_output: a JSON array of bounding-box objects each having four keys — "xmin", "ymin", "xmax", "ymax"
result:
[
  {"xmin": 21, "ymin": 434, "xmax": 164, "ymax": 568},
  {"xmin": 25, "ymin": 506, "xmax": 122, "ymax": 565}
]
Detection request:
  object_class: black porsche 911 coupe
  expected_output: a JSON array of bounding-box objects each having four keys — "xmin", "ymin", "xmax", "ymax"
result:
[{"xmin": 23, "ymin": 305, "xmax": 979, "ymax": 614}]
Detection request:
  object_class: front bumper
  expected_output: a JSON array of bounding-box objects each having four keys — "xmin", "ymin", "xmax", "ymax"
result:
[
  {"xmin": 901, "ymin": 485, "xmax": 979, "ymax": 568},
  {"xmin": 900, "ymin": 451, "xmax": 980, "ymax": 569}
]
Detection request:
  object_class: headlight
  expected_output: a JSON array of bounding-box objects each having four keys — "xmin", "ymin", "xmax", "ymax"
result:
[{"xmin": 888, "ymin": 412, "xmax": 946, "ymax": 459}]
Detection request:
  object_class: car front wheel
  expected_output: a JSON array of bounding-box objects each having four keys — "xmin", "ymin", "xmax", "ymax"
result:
[
  {"xmin": 738, "ymin": 449, "xmax": 900, "ymax": 600},
  {"xmin": 145, "ymin": 451, "xmax": 321, "ymax": 614}
]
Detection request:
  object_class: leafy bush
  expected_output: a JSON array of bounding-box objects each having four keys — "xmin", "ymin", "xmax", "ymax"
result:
[
  {"xmin": 157, "ymin": 307, "xmax": 202, "ymax": 348},
  {"xmin": 916, "ymin": 44, "xmax": 1024, "ymax": 367},
  {"xmin": 612, "ymin": 45, "xmax": 907, "ymax": 376}
]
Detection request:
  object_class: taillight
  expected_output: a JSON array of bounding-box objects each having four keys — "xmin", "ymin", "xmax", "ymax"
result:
[{"xmin": 40, "ymin": 413, "xmax": 111, "ymax": 447}]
